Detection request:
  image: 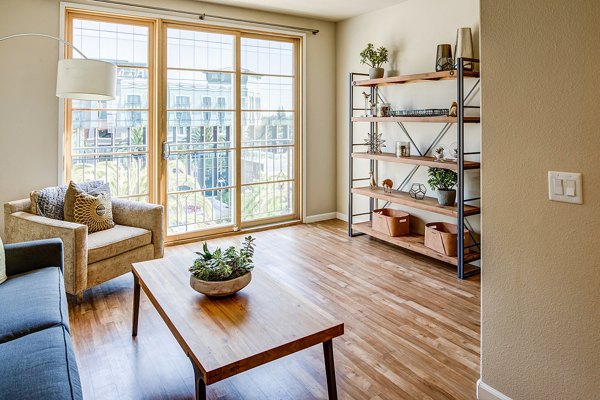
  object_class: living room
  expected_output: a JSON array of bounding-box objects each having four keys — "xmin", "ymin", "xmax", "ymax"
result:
[{"xmin": 0, "ymin": 0, "xmax": 598, "ymax": 399}]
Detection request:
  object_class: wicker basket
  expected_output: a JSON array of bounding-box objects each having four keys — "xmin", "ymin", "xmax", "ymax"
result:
[
  {"xmin": 424, "ymin": 222, "xmax": 469, "ymax": 257},
  {"xmin": 372, "ymin": 209, "xmax": 410, "ymax": 237}
]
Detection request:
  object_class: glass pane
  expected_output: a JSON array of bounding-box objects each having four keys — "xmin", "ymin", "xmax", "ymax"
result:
[
  {"xmin": 167, "ymin": 29, "xmax": 234, "ymax": 71},
  {"xmin": 242, "ymin": 111, "xmax": 294, "ymax": 147},
  {"xmin": 241, "ymin": 75, "xmax": 293, "ymax": 110},
  {"xmin": 242, "ymin": 147, "xmax": 294, "ymax": 184},
  {"xmin": 71, "ymin": 110, "xmax": 148, "ymax": 153},
  {"xmin": 167, "ymin": 151, "xmax": 233, "ymax": 193},
  {"xmin": 166, "ymin": 112, "xmax": 233, "ymax": 150},
  {"xmin": 242, "ymin": 181, "xmax": 293, "ymax": 221},
  {"xmin": 167, "ymin": 189, "xmax": 233, "ymax": 234},
  {"xmin": 241, "ymin": 38, "xmax": 294, "ymax": 76},
  {"xmin": 73, "ymin": 67, "xmax": 149, "ymax": 110},
  {"xmin": 167, "ymin": 70, "xmax": 234, "ymax": 110},
  {"xmin": 72, "ymin": 19, "xmax": 148, "ymax": 66},
  {"xmin": 71, "ymin": 154, "xmax": 148, "ymax": 198}
]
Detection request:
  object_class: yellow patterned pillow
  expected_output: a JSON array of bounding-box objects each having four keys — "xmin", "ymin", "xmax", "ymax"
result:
[{"xmin": 73, "ymin": 191, "xmax": 115, "ymax": 233}]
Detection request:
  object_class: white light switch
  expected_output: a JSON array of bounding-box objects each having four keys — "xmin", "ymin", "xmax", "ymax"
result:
[{"xmin": 548, "ymin": 171, "xmax": 583, "ymax": 204}]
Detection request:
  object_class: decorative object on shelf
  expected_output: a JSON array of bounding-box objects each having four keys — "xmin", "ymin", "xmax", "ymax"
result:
[
  {"xmin": 377, "ymin": 102, "xmax": 391, "ymax": 117},
  {"xmin": 455, "ymin": 27, "xmax": 474, "ymax": 71},
  {"xmin": 361, "ymin": 91, "xmax": 374, "ymax": 117},
  {"xmin": 435, "ymin": 44, "xmax": 454, "ymax": 71},
  {"xmin": 433, "ymin": 145, "xmax": 446, "ymax": 162},
  {"xmin": 364, "ymin": 131, "xmax": 386, "ymax": 154},
  {"xmin": 409, "ymin": 183, "xmax": 427, "ymax": 200},
  {"xmin": 360, "ymin": 43, "xmax": 389, "ymax": 79},
  {"xmin": 448, "ymin": 101, "xmax": 458, "ymax": 117},
  {"xmin": 424, "ymin": 222, "xmax": 469, "ymax": 256},
  {"xmin": 427, "ymin": 167, "xmax": 457, "ymax": 206},
  {"xmin": 372, "ymin": 208, "xmax": 410, "ymax": 237},
  {"xmin": 382, "ymin": 179, "xmax": 394, "ymax": 193},
  {"xmin": 369, "ymin": 171, "xmax": 377, "ymax": 189},
  {"xmin": 391, "ymin": 109, "xmax": 449, "ymax": 117},
  {"xmin": 189, "ymin": 236, "xmax": 255, "ymax": 297},
  {"xmin": 395, "ymin": 141, "xmax": 411, "ymax": 157},
  {"xmin": 448, "ymin": 142, "xmax": 459, "ymax": 159}
]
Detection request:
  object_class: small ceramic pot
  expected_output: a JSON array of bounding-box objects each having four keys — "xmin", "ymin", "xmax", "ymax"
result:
[
  {"xmin": 369, "ymin": 67, "xmax": 384, "ymax": 79},
  {"xmin": 436, "ymin": 189, "xmax": 456, "ymax": 206},
  {"xmin": 190, "ymin": 272, "xmax": 252, "ymax": 297}
]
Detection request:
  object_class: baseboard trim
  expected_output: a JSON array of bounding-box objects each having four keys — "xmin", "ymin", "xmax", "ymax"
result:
[
  {"xmin": 335, "ymin": 212, "xmax": 348, "ymax": 222},
  {"xmin": 303, "ymin": 212, "xmax": 337, "ymax": 223},
  {"xmin": 477, "ymin": 379, "xmax": 512, "ymax": 400}
]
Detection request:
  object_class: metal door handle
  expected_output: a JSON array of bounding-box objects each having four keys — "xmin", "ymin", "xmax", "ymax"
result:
[{"xmin": 162, "ymin": 141, "xmax": 170, "ymax": 160}]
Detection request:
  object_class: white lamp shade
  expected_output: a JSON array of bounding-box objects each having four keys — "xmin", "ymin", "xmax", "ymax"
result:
[{"xmin": 56, "ymin": 59, "xmax": 117, "ymax": 100}]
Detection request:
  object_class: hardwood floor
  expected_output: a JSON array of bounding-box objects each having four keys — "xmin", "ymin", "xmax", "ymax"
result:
[{"xmin": 68, "ymin": 219, "xmax": 480, "ymax": 400}]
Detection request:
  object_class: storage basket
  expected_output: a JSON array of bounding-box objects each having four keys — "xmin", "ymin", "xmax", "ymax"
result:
[
  {"xmin": 424, "ymin": 222, "xmax": 469, "ymax": 257},
  {"xmin": 372, "ymin": 209, "xmax": 410, "ymax": 237}
]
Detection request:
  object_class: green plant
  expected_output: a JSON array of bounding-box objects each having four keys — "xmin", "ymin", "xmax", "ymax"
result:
[
  {"xmin": 189, "ymin": 236, "xmax": 256, "ymax": 281},
  {"xmin": 427, "ymin": 167, "xmax": 457, "ymax": 191},
  {"xmin": 359, "ymin": 43, "xmax": 389, "ymax": 68}
]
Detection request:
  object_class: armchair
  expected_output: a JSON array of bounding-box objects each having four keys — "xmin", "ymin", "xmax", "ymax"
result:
[{"xmin": 4, "ymin": 197, "xmax": 164, "ymax": 303}]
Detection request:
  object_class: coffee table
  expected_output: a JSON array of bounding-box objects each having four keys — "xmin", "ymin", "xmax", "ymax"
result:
[{"xmin": 131, "ymin": 255, "xmax": 344, "ymax": 400}]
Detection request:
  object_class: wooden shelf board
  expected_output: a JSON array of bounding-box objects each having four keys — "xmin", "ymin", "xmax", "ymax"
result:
[
  {"xmin": 351, "ymin": 116, "xmax": 480, "ymax": 123},
  {"xmin": 353, "ymin": 70, "xmax": 480, "ymax": 87},
  {"xmin": 351, "ymin": 187, "xmax": 480, "ymax": 217},
  {"xmin": 352, "ymin": 222, "xmax": 480, "ymax": 266},
  {"xmin": 351, "ymin": 152, "xmax": 480, "ymax": 170}
]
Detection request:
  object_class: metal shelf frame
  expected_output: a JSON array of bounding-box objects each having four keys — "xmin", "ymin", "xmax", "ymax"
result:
[{"xmin": 348, "ymin": 58, "xmax": 482, "ymax": 279}]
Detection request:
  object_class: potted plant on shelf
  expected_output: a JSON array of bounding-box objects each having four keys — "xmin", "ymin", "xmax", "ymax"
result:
[
  {"xmin": 427, "ymin": 167, "xmax": 458, "ymax": 206},
  {"xmin": 189, "ymin": 236, "xmax": 256, "ymax": 297},
  {"xmin": 360, "ymin": 43, "xmax": 389, "ymax": 79}
]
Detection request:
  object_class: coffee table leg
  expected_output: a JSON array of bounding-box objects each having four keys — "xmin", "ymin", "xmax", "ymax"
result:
[
  {"xmin": 323, "ymin": 340, "xmax": 338, "ymax": 400},
  {"xmin": 191, "ymin": 359, "xmax": 207, "ymax": 400},
  {"xmin": 132, "ymin": 273, "xmax": 140, "ymax": 337}
]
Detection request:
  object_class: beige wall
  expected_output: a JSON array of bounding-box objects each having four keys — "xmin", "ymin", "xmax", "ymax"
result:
[
  {"xmin": 480, "ymin": 0, "xmax": 600, "ymax": 399},
  {"xmin": 336, "ymin": 0, "xmax": 480, "ymax": 233},
  {"xmin": 0, "ymin": 0, "xmax": 337, "ymax": 238}
]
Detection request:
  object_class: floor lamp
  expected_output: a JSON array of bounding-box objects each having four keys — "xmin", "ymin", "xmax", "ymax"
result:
[{"xmin": 0, "ymin": 33, "xmax": 116, "ymax": 100}]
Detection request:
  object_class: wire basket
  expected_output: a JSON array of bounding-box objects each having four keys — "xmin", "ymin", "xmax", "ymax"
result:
[{"xmin": 390, "ymin": 108, "xmax": 449, "ymax": 117}]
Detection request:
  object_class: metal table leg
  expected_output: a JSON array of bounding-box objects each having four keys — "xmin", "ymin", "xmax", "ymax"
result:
[
  {"xmin": 191, "ymin": 358, "xmax": 207, "ymax": 400},
  {"xmin": 132, "ymin": 273, "xmax": 140, "ymax": 337},
  {"xmin": 323, "ymin": 340, "xmax": 338, "ymax": 400}
]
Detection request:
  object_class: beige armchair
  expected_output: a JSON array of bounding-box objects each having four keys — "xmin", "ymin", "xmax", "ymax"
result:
[{"xmin": 4, "ymin": 198, "xmax": 164, "ymax": 303}]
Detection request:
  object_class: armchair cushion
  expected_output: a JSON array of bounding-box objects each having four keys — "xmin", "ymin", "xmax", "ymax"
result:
[
  {"xmin": 0, "ymin": 266, "xmax": 69, "ymax": 343},
  {"xmin": 88, "ymin": 225, "xmax": 152, "ymax": 264}
]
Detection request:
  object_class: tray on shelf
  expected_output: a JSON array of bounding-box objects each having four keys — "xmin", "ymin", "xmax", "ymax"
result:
[{"xmin": 390, "ymin": 109, "xmax": 449, "ymax": 117}]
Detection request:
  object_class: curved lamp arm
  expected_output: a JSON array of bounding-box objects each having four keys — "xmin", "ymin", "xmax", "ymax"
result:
[
  {"xmin": 0, "ymin": 32, "xmax": 116, "ymax": 100},
  {"xmin": 0, "ymin": 33, "xmax": 88, "ymax": 59}
]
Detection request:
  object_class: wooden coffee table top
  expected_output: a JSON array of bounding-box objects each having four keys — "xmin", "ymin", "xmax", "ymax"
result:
[{"xmin": 132, "ymin": 254, "xmax": 344, "ymax": 385}]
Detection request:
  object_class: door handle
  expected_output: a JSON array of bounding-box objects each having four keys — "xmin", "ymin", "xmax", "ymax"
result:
[{"xmin": 161, "ymin": 141, "xmax": 171, "ymax": 160}]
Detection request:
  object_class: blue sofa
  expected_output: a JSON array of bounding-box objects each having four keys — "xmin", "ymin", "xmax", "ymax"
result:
[{"xmin": 0, "ymin": 239, "xmax": 83, "ymax": 400}]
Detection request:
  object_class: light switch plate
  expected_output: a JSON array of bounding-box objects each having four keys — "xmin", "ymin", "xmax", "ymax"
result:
[{"xmin": 548, "ymin": 171, "xmax": 583, "ymax": 204}]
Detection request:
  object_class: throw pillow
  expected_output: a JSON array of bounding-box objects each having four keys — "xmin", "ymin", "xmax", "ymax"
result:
[
  {"xmin": 0, "ymin": 236, "xmax": 6, "ymax": 285},
  {"xmin": 30, "ymin": 185, "xmax": 68, "ymax": 220},
  {"xmin": 64, "ymin": 180, "xmax": 110, "ymax": 222},
  {"xmin": 73, "ymin": 191, "xmax": 115, "ymax": 233}
]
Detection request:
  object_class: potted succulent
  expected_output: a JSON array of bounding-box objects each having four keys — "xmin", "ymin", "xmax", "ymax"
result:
[
  {"xmin": 189, "ymin": 236, "xmax": 256, "ymax": 297},
  {"xmin": 360, "ymin": 43, "xmax": 389, "ymax": 79},
  {"xmin": 427, "ymin": 167, "xmax": 458, "ymax": 206}
]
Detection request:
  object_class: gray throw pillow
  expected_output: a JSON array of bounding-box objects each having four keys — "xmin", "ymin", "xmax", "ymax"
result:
[
  {"xmin": 64, "ymin": 180, "xmax": 111, "ymax": 222},
  {"xmin": 30, "ymin": 185, "xmax": 68, "ymax": 220}
]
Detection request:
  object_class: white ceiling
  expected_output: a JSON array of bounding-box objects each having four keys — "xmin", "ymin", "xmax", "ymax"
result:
[{"xmin": 198, "ymin": 0, "xmax": 408, "ymax": 21}]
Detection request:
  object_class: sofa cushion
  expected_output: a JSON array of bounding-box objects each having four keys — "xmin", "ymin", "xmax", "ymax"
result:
[
  {"xmin": 64, "ymin": 180, "xmax": 110, "ymax": 222},
  {"xmin": 88, "ymin": 224, "xmax": 152, "ymax": 264},
  {"xmin": 0, "ymin": 325, "xmax": 83, "ymax": 400},
  {"xmin": 0, "ymin": 266, "xmax": 69, "ymax": 343},
  {"xmin": 30, "ymin": 185, "xmax": 68, "ymax": 220}
]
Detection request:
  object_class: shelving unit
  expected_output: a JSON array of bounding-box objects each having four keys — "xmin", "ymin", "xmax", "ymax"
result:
[{"xmin": 348, "ymin": 58, "xmax": 482, "ymax": 279}]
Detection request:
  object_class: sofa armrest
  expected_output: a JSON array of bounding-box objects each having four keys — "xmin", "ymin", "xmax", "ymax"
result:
[
  {"xmin": 4, "ymin": 211, "xmax": 88, "ymax": 296},
  {"xmin": 4, "ymin": 238, "xmax": 64, "ymax": 276},
  {"xmin": 111, "ymin": 199, "xmax": 164, "ymax": 258}
]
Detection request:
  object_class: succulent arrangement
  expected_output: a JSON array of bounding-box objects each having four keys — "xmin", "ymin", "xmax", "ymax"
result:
[
  {"xmin": 189, "ymin": 236, "xmax": 256, "ymax": 281},
  {"xmin": 360, "ymin": 43, "xmax": 389, "ymax": 68}
]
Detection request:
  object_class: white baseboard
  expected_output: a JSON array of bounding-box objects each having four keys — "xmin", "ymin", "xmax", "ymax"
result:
[
  {"xmin": 477, "ymin": 379, "xmax": 512, "ymax": 400},
  {"xmin": 335, "ymin": 212, "xmax": 348, "ymax": 222},
  {"xmin": 303, "ymin": 212, "xmax": 337, "ymax": 223}
]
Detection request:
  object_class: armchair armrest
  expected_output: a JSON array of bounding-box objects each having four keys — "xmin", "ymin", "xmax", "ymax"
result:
[
  {"xmin": 4, "ymin": 238, "xmax": 64, "ymax": 276},
  {"xmin": 111, "ymin": 199, "xmax": 164, "ymax": 258},
  {"xmin": 4, "ymin": 211, "xmax": 88, "ymax": 296}
]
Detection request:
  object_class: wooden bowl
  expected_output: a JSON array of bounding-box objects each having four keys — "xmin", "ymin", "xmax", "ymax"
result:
[{"xmin": 189, "ymin": 272, "xmax": 252, "ymax": 297}]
